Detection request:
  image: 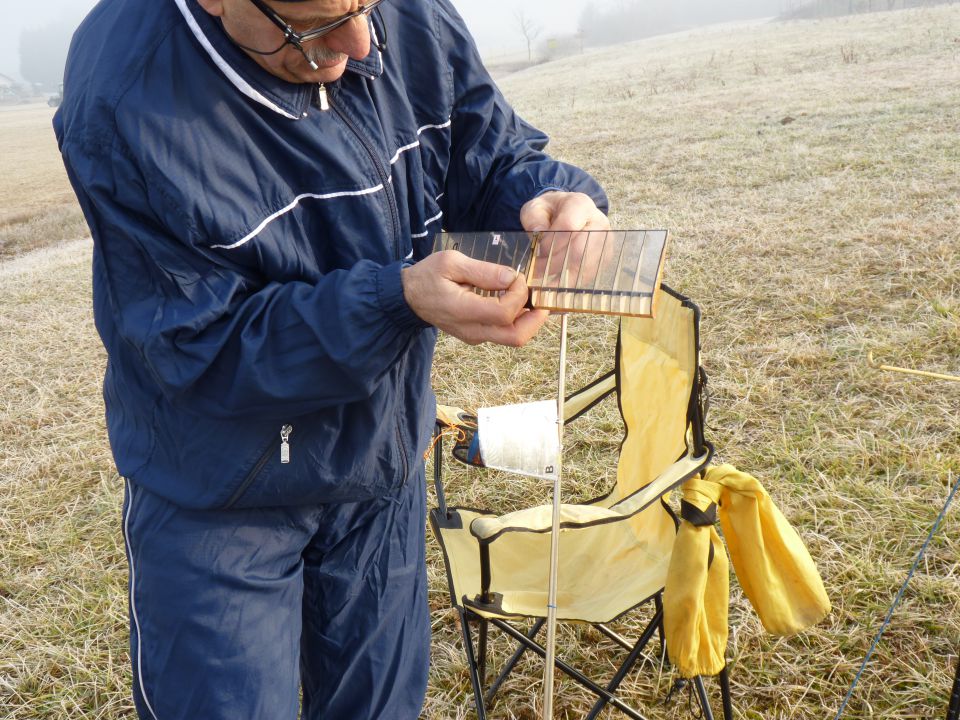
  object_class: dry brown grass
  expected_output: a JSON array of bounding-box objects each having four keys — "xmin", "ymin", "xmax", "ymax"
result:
[
  {"xmin": 2, "ymin": 5, "xmax": 959, "ymax": 719},
  {"xmin": 427, "ymin": 7, "xmax": 960, "ymax": 719},
  {"xmin": 0, "ymin": 104, "xmax": 88, "ymax": 261},
  {"xmin": 0, "ymin": 242, "xmax": 125, "ymax": 717}
]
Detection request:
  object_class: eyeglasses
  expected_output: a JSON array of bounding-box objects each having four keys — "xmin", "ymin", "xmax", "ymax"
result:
[{"xmin": 232, "ymin": 0, "xmax": 388, "ymax": 70}]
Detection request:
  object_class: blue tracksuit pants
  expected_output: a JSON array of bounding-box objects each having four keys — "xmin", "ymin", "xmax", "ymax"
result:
[{"xmin": 121, "ymin": 470, "xmax": 430, "ymax": 719}]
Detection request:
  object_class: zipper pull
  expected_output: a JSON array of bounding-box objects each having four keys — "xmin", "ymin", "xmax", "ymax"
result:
[
  {"xmin": 280, "ymin": 425, "xmax": 293, "ymax": 464},
  {"xmin": 317, "ymin": 83, "xmax": 330, "ymax": 112}
]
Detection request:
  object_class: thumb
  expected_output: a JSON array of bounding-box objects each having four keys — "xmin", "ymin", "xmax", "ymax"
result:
[{"xmin": 454, "ymin": 255, "xmax": 518, "ymax": 291}]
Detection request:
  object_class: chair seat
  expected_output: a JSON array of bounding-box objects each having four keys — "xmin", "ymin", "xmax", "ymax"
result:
[
  {"xmin": 433, "ymin": 498, "xmax": 678, "ymax": 623},
  {"xmin": 433, "ymin": 447, "xmax": 711, "ymax": 624}
]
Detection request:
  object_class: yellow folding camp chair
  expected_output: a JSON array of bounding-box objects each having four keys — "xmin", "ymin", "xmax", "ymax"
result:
[{"xmin": 430, "ymin": 286, "xmax": 734, "ymax": 719}]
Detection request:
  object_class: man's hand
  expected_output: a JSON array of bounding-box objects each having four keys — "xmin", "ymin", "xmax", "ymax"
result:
[
  {"xmin": 520, "ymin": 191, "xmax": 610, "ymax": 233},
  {"xmin": 402, "ymin": 251, "xmax": 549, "ymax": 347},
  {"xmin": 520, "ymin": 191, "xmax": 611, "ymax": 288},
  {"xmin": 402, "ymin": 193, "xmax": 606, "ymax": 345}
]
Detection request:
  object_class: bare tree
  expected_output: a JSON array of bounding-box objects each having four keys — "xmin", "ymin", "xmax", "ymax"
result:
[{"xmin": 515, "ymin": 10, "xmax": 542, "ymax": 62}]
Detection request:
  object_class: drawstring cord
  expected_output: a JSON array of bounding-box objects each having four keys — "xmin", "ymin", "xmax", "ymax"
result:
[{"xmin": 423, "ymin": 425, "xmax": 466, "ymax": 462}]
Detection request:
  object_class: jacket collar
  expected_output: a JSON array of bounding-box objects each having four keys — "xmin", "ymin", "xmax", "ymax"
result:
[{"xmin": 174, "ymin": 0, "xmax": 383, "ymax": 120}]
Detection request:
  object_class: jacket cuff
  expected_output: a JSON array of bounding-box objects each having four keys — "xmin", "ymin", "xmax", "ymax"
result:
[
  {"xmin": 534, "ymin": 186, "xmax": 566, "ymax": 197},
  {"xmin": 376, "ymin": 261, "xmax": 431, "ymax": 331},
  {"xmin": 535, "ymin": 185, "xmax": 610, "ymax": 215}
]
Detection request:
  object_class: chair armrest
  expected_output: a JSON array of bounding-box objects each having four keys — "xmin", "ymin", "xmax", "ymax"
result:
[
  {"xmin": 436, "ymin": 369, "xmax": 614, "ymax": 432},
  {"xmin": 609, "ymin": 447, "xmax": 713, "ymax": 516},
  {"xmin": 437, "ymin": 404, "xmax": 475, "ymax": 429},
  {"xmin": 470, "ymin": 503, "xmax": 621, "ymax": 541}
]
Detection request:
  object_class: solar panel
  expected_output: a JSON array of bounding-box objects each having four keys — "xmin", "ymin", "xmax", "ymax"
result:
[{"xmin": 431, "ymin": 230, "xmax": 669, "ymax": 317}]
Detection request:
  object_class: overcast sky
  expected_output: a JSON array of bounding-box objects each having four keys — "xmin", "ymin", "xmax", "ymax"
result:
[{"xmin": 0, "ymin": 0, "xmax": 584, "ymax": 81}]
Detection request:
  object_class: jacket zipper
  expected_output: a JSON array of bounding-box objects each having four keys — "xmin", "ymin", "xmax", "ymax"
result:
[
  {"xmin": 321, "ymin": 84, "xmax": 409, "ymax": 485},
  {"xmin": 324, "ymin": 83, "xmax": 403, "ymax": 261},
  {"xmin": 280, "ymin": 424, "xmax": 293, "ymax": 464},
  {"xmin": 316, "ymin": 83, "xmax": 330, "ymax": 112},
  {"xmin": 223, "ymin": 424, "xmax": 293, "ymax": 508}
]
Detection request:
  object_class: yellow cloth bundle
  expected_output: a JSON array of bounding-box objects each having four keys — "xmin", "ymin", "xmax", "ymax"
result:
[{"xmin": 663, "ymin": 464, "xmax": 831, "ymax": 678}]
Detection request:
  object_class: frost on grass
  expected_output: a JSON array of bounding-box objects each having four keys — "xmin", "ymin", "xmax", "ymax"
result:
[{"xmin": 2, "ymin": 5, "xmax": 960, "ymax": 719}]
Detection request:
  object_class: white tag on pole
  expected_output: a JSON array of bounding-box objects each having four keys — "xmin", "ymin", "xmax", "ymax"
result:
[{"xmin": 478, "ymin": 400, "xmax": 561, "ymax": 481}]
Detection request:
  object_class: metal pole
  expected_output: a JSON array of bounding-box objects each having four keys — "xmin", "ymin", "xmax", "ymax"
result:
[
  {"xmin": 543, "ymin": 313, "xmax": 568, "ymax": 719},
  {"xmin": 947, "ymin": 650, "xmax": 960, "ymax": 720}
]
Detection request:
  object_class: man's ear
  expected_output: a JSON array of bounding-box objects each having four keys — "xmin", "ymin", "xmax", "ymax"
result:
[{"xmin": 196, "ymin": 0, "xmax": 225, "ymax": 17}]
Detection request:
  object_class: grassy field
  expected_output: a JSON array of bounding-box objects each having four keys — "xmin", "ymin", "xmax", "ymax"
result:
[
  {"xmin": 2, "ymin": 5, "xmax": 959, "ymax": 719},
  {"xmin": 0, "ymin": 104, "xmax": 88, "ymax": 261}
]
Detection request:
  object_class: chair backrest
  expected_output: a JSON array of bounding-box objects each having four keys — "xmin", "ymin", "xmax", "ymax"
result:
[{"xmin": 612, "ymin": 287, "xmax": 703, "ymax": 505}]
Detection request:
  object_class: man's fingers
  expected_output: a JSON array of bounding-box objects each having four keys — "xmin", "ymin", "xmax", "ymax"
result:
[
  {"xmin": 448, "ymin": 252, "xmax": 517, "ymax": 292},
  {"xmin": 521, "ymin": 191, "xmax": 610, "ymax": 233},
  {"xmin": 505, "ymin": 308, "xmax": 550, "ymax": 346},
  {"xmin": 519, "ymin": 195, "xmax": 554, "ymax": 233},
  {"xmin": 456, "ymin": 309, "xmax": 550, "ymax": 347},
  {"xmin": 547, "ymin": 194, "xmax": 608, "ymax": 233},
  {"xmin": 453, "ymin": 272, "xmax": 529, "ymax": 326},
  {"xmin": 498, "ymin": 272, "xmax": 530, "ymax": 309}
]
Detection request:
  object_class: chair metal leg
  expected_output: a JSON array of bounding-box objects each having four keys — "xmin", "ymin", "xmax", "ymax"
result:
[
  {"xmin": 584, "ymin": 609, "xmax": 664, "ymax": 720},
  {"xmin": 491, "ymin": 617, "xmax": 652, "ymax": 720},
  {"xmin": 693, "ymin": 676, "xmax": 715, "ymax": 720},
  {"xmin": 478, "ymin": 618, "xmax": 489, "ymax": 689},
  {"xmin": 458, "ymin": 609, "xmax": 488, "ymax": 720},
  {"xmin": 485, "ymin": 619, "xmax": 546, "ymax": 706},
  {"xmin": 719, "ymin": 665, "xmax": 734, "ymax": 720},
  {"xmin": 654, "ymin": 593, "xmax": 667, "ymax": 663},
  {"xmin": 594, "ymin": 622, "xmax": 666, "ymax": 673},
  {"xmin": 432, "ymin": 427, "xmax": 449, "ymax": 517},
  {"xmin": 462, "ymin": 606, "xmax": 714, "ymax": 720},
  {"xmin": 488, "ymin": 615, "xmax": 657, "ymax": 720},
  {"xmin": 594, "ymin": 623, "xmax": 635, "ymax": 651},
  {"xmin": 947, "ymin": 653, "xmax": 960, "ymax": 720}
]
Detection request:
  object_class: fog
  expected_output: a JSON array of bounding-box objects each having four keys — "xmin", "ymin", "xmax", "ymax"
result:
[
  {"xmin": 0, "ymin": 0, "xmax": 789, "ymax": 84},
  {"xmin": 0, "ymin": 0, "xmax": 561, "ymax": 80},
  {"xmin": 456, "ymin": 0, "xmax": 587, "ymax": 56},
  {"xmin": 0, "ymin": 0, "xmax": 96, "ymax": 83}
]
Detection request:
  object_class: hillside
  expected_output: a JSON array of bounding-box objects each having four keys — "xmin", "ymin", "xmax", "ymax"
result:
[{"xmin": 2, "ymin": 5, "xmax": 959, "ymax": 719}]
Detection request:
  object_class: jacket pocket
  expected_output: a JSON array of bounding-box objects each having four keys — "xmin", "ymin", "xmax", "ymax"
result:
[
  {"xmin": 222, "ymin": 379, "xmax": 412, "ymax": 509},
  {"xmin": 221, "ymin": 425, "xmax": 291, "ymax": 509}
]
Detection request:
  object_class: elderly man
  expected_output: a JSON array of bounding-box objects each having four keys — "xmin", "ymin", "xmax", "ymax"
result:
[{"xmin": 54, "ymin": 0, "xmax": 608, "ymax": 717}]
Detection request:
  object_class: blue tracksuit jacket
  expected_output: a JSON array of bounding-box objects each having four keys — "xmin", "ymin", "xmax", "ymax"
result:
[{"xmin": 54, "ymin": 0, "xmax": 608, "ymax": 510}]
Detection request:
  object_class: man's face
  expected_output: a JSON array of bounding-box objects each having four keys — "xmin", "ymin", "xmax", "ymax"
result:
[{"xmin": 198, "ymin": 0, "xmax": 372, "ymax": 84}]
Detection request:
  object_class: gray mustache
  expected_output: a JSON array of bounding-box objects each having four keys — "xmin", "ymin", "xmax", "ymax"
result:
[{"xmin": 306, "ymin": 47, "xmax": 347, "ymax": 65}]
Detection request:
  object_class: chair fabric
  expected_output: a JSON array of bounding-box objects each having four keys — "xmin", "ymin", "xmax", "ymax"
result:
[
  {"xmin": 663, "ymin": 465, "xmax": 831, "ymax": 677},
  {"xmin": 431, "ymin": 288, "xmax": 711, "ymax": 625},
  {"xmin": 430, "ymin": 285, "xmax": 829, "ymax": 719}
]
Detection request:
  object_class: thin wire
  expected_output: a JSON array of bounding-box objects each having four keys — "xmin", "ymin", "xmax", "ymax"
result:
[{"xmin": 832, "ymin": 470, "xmax": 960, "ymax": 720}]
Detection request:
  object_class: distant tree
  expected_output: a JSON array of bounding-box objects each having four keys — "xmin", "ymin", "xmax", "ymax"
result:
[
  {"xmin": 514, "ymin": 10, "xmax": 542, "ymax": 62},
  {"xmin": 577, "ymin": 3, "xmax": 593, "ymax": 51},
  {"xmin": 578, "ymin": 4, "xmax": 595, "ymax": 45},
  {"xmin": 19, "ymin": 20, "xmax": 75, "ymax": 90}
]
